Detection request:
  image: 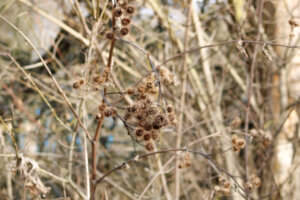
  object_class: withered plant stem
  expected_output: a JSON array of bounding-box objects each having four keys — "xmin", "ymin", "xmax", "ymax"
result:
[{"xmin": 90, "ymin": 5, "xmax": 118, "ymax": 199}]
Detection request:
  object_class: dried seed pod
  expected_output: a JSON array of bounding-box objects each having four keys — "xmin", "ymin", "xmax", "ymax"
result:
[
  {"xmin": 120, "ymin": 27, "xmax": 129, "ymax": 36},
  {"xmin": 127, "ymin": 105, "xmax": 137, "ymax": 113},
  {"xmin": 237, "ymin": 138, "xmax": 246, "ymax": 149},
  {"xmin": 252, "ymin": 177, "xmax": 261, "ymax": 188},
  {"xmin": 223, "ymin": 181, "xmax": 231, "ymax": 189},
  {"xmin": 126, "ymin": 6, "xmax": 135, "ymax": 14},
  {"xmin": 146, "ymin": 81, "xmax": 153, "ymax": 89},
  {"xmin": 155, "ymin": 114, "xmax": 165, "ymax": 123},
  {"xmin": 137, "ymin": 86, "xmax": 145, "ymax": 93},
  {"xmin": 139, "ymin": 102, "xmax": 147, "ymax": 110},
  {"xmin": 94, "ymin": 75, "xmax": 104, "ymax": 83},
  {"xmin": 262, "ymin": 135, "xmax": 271, "ymax": 147},
  {"xmin": 289, "ymin": 19, "xmax": 299, "ymax": 27},
  {"xmin": 104, "ymin": 108, "xmax": 113, "ymax": 117},
  {"xmin": 147, "ymin": 107, "xmax": 158, "ymax": 116},
  {"xmin": 143, "ymin": 133, "xmax": 151, "ymax": 141},
  {"xmin": 143, "ymin": 122, "xmax": 152, "ymax": 131},
  {"xmin": 136, "ymin": 114, "xmax": 144, "ymax": 121},
  {"xmin": 135, "ymin": 128, "xmax": 144, "ymax": 137},
  {"xmin": 73, "ymin": 81, "xmax": 81, "ymax": 89},
  {"xmin": 231, "ymin": 135, "xmax": 238, "ymax": 145},
  {"xmin": 139, "ymin": 93, "xmax": 147, "ymax": 100},
  {"xmin": 114, "ymin": 8, "xmax": 123, "ymax": 17},
  {"xmin": 167, "ymin": 105, "xmax": 173, "ymax": 113},
  {"xmin": 233, "ymin": 145, "xmax": 240, "ymax": 152},
  {"xmin": 106, "ymin": 32, "xmax": 114, "ymax": 40},
  {"xmin": 121, "ymin": 18, "xmax": 131, "ymax": 26},
  {"xmin": 244, "ymin": 182, "xmax": 253, "ymax": 192},
  {"xmin": 152, "ymin": 123, "xmax": 161, "ymax": 130},
  {"xmin": 145, "ymin": 142, "xmax": 154, "ymax": 151},
  {"xmin": 119, "ymin": 0, "xmax": 128, "ymax": 8},
  {"xmin": 153, "ymin": 114, "xmax": 167, "ymax": 128},
  {"xmin": 96, "ymin": 113, "xmax": 102, "ymax": 120},
  {"xmin": 250, "ymin": 129, "xmax": 259, "ymax": 137},
  {"xmin": 126, "ymin": 88, "xmax": 135, "ymax": 95},
  {"xmin": 79, "ymin": 79, "xmax": 84, "ymax": 85},
  {"xmin": 185, "ymin": 160, "xmax": 191, "ymax": 167}
]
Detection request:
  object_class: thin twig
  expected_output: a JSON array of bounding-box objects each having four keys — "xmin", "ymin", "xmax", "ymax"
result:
[
  {"xmin": 175, "ymin": 1, "xmax": 193, "ymax": 200},
  {"xmin": 244, "ymin": 1, "xmax": 264, "ymax": 199}
]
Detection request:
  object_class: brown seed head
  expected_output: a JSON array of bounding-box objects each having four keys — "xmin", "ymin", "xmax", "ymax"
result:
[
  {"xmin": 143, "ymin": 122, "xmax": 153, "ymax": 131},
  {"xmin": 289, "ymin": 19, "xmax": 299, "ymax": 27},
  {"xmin": 223, "ymin": 181, "xmax": 231, "ymax": 189},
  {"xmin": 146, "ymin": 81, "xmax": 153, "ymax": 89},
  {"xmin": 96, "ymin": 114, "xmax": 102, "ymax": 120},
  {"xmin": 73, "ymin": 81, "xmax": 81, "ymax": 89},
  {"xmin": 121, "ymin": 18, "xmax": 131, "ymax": 26},
  {"xmin": 143, "ymin": 133, "xmax": 151, "ymax": 141},
  {"xmin": 106, "ymin": 32, "xmax": 114, "ymax": 40},
  {"xmin": 237, "ymin": 138, "xmax": 246, "ymax": 148},
  {"xmin": 251, "ymin": 176, "xmax": 261, "ymax": 188},
  {"xmin": 145, "ymin": 142, "xmax": 154, "ymax": 151},
  {"xmin": 127, "ymin": 106, "xmax": 137, "ymax": 113},
  {"xmin": 119, "ymin": 0, "xmax": 128, "ymax": 8},
  {"xmin": 136, "ymin": 114, "xmax": 144, "ymax": 121},
  {"xmin": 233, "ymin": 145, "xmax": 240, "ymax": 152},
  {"xmin": 135, "ymin": 128, "xmax": 144, "ymax": 137},
  {"xmin": 250, "ymin": 129, "xmax": 259, "ymax": 137},
  {"xmin": 138, "ymin": 86, "xmax": 145, "ymax": 93},
  {"xmin": 126, "ymin": 88, "xmax": 135, "ymax": 95},
  {"xmin": 231, "ymin": 135, "xmax": 238, "ymax": 145},
  {"xmin": 114, "ymin": 8, "xmax": 123, "ymax": 17},
  {"xmin": 147, "ymin": 107, "xmax": 158, "ymax": 116},
  {"xmin": 104, "ymin": 109, "xmax": 112, "ymax": 117},
  {"xmin": 245, "ymin": 182, "xmax": 253, "ymax": 192},
  {"xmin": 126, "ymin": 6, "xmax": 135, "ymax": 14},
  {"xmin": 79, "ymin": 79, "xmax": 84, "ymax": 85},
  {"xmin": 94, "ymin": 75, "xmax": 104, "ymax": 83},
  {"xmin": 167, "ymin": 105, "xmax": 173, "ymax": 113},
  {"xmin": 263, "ymin": 136, "xmax": 271, "ymax": 147},
  {"xmin": 185, "ymin": 161, "xmax": 191, "ymax": 167},
  {"xmin": 120, "ymin": 27, "xmax": 129, "ymax": 36},
  {"xmin": 139, "ymin": 93, "xmax": 147, "ymax": 100}
]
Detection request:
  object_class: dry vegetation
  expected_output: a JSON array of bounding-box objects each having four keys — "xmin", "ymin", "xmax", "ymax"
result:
[{"xmin": 1, "ymin": 0, "xmax": 300, "ymax": 199}]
